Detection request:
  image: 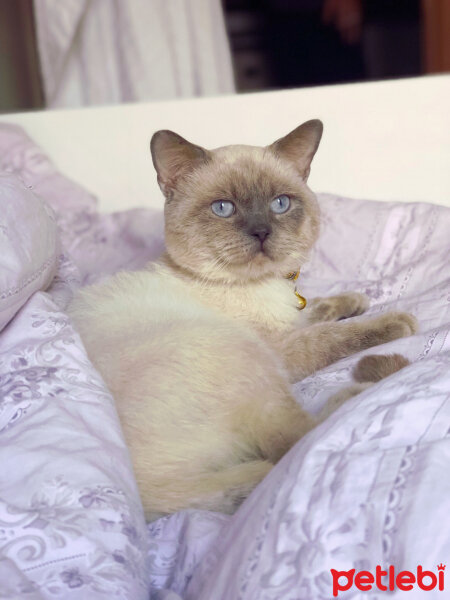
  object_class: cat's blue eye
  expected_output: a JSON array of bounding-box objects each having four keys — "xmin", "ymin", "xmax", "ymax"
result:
[
  {"xmin": 211, "ymin": 200, "xmax": 235, "ymax": 218},
  {"xmin": 270, "ymin": 195, "xmax": 290, "ymax": 214}
]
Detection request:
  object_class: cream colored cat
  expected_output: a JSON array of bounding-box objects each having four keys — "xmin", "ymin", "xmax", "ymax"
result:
[{"xmin": 68, "ymin": 120, "xmax": 417, "ymax": 520}]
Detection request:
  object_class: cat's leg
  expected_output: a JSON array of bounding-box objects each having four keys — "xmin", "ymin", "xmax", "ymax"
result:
[
  {"xmin": 147, "ymin": 353, "xmax": 411, "ymax": 520},
  {"xmin": 307, "ymin": 292, "xmax": 370, "ymax": 323},
  {"xmin": 145, "ymin": 460, "xmax": 274, "ymax": 520},
  {"xmin": 318, "ymin": 353, "xmax": 411, "ymax": 419},
  {"xmin": 353, "ymin": 353, "xmax": 410, "ymax": 382},
  {"xmin": 273, "ymin": 311, "xmax": 417, "ymax": 382},
  {"xmin": 318, "ymin": 382, "xmax": 373, "ymax": 420},
  {"xmin": 144, "ymin": 396, "xmax": 316, "ymax": 518},
  {"xmin": 247, "ymin": 352, "xmax": 412, "ymax": 464},
  {"xmin": 249, "ymin": 393, "xmax": 317, "ymax": 463}
]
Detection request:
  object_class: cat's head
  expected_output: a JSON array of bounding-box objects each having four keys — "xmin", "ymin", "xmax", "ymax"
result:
[{"xmin": 150, "ymin": 120, "xmax": 322, "ymax": 283}]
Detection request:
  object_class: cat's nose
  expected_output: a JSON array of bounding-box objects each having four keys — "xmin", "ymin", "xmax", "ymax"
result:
[{"xmin": 249, "ymin": 227, "xmax": 271, "ymax": 242}]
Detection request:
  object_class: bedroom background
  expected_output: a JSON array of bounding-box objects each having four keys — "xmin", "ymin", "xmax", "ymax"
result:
[{"xmin": 0, "ymin": 0, "xmax": 449, "ymax": 114}]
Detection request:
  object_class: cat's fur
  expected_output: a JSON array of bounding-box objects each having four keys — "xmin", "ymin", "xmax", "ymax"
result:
[{"xmin": 68, "ymin": 120, "xmax": 417, "ymax": 520}]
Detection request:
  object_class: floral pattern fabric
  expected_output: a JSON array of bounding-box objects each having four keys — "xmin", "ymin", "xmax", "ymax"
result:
[
  {"xmin": 0, "ymin": 123, "xmax": 449, "ymax": 600},
  {"xmin": 0, "ymin": 124, "xmax": 163, "ymax": 600},
  {"xmin": 147, "ymin": 195, "xmax": 450, "ymax": 600}
]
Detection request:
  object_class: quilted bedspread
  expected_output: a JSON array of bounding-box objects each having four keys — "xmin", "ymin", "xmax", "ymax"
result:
[{"xmin": 0, "ymin": 123, "xmax": 449, "ymax": 600}]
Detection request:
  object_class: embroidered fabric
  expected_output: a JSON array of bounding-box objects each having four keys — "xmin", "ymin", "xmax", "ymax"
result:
[{"xmin": 0, "ymin": 123, "xmax": 449, "ymax": 600}]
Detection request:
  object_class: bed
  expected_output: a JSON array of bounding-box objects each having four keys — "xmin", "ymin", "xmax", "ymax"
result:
[{"xmin": 0, "ymin": 75, "xmax": 449, "ymax": 600}]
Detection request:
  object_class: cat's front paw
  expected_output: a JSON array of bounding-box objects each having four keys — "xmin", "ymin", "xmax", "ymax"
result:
[
  {"xmin": 309, "ymin": 292, "xmax": 370, "ymax": 323},
  {"xmin": 365, "ymin": 311, "xmax": 418, "ymax": 347}
]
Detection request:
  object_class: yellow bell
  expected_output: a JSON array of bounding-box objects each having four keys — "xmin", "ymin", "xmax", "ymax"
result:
[
  {"xmin": 285, "ymin": 270, "xmax": 300, "ymax": 281},
  {"xmin": 295, "ymin": 291, "xmax": 307, "ymax": 310}
]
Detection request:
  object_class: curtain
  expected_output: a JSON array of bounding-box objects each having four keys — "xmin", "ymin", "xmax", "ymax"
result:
[{"xmin": 33, "ymin": 0, "xmax": 235, "ymax": 108}]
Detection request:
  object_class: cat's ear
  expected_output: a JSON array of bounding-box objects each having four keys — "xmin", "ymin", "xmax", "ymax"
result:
[
  {"xmin": 269, "ymin": 120, "xmax": 323, "ymax": 181},
  {"xmin": 150, "ymin": 130, "xmax": 210, "ymax": 196}
]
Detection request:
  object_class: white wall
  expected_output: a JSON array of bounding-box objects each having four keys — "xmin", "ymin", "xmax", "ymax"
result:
[{"xmin": 2, "ymin": 75, "xmax": 450, "ymax": 211}]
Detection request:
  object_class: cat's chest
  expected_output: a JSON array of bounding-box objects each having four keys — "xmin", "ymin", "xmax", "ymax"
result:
[{"xmin": 191, "ymin": 278, "xmax": 301, "ymax": 331}]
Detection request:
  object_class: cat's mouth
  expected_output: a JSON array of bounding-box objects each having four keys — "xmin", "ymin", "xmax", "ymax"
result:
[
  {"xmin": 254, "ymin": 247, "xmax": 271, "ymax": 262},
  {"xmin": 210, "ymin": 239, "xmax": 289, "ymax": 279},
  {"xmin": 239, "ymin": 243, "xmax": 276, "ymax": 268},
  {"xmin": 252, "ymin": 239, "xmax": 275, "ymax": 261},
  {"xmin": 220, "ymin": 247, "xmax": 273, "ymax": 273}
]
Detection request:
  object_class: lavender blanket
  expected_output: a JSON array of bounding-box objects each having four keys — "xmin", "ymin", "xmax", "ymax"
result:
[{"xmin": 0, "ymin": 123, "xmax": 449, "ymax": 600}]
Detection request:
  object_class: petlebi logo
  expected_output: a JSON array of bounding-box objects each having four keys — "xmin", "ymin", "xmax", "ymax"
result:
[{"xmin": 331, "ymin": 564, "xmax": 446, "ymax": 597}]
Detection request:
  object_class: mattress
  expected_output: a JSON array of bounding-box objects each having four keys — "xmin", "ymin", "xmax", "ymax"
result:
[{"xmin": 0, "ymin": 123, "xmax": 449, "ymax": 600}]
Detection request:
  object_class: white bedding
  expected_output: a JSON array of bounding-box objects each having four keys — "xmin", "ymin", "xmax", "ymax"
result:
[
  {"xmin": 0, "ymin": 175, "xmax": 57, "ymax": 332},
  {"xmin": 0, "ymin": 123, "xmax": 449, "ymax": 599},
  {"xmin": 149, "ymin": 198, "xmax": 450, "ymax": 600}
]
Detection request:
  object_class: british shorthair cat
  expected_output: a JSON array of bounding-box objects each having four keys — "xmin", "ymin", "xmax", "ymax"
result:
[{"xmin": 68, "ymin": 120, "xmax": 416, "ymax": 520}]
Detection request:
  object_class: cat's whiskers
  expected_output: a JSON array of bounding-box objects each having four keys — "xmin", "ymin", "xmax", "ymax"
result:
[
  {"xmin": 205, "ymin": 257, "xmax": 231, "ymax": 287},
  {"xmin": 196, "ymin": 255, "xmax": 230, "ymax": 290},
  {"xmin": 195, "ymin": 258, "xmax": 218, "ymax": 290}
]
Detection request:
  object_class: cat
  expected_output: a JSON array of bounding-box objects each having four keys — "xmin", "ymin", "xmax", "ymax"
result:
[{"xmin": 68, "ymin": 120, "xmax": 417, "ymax": 520}]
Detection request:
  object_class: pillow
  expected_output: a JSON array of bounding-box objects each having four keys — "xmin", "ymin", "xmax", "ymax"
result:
[{"xmin": 0, "ymin": 173, "xmax": 57, "ymax": 332}]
